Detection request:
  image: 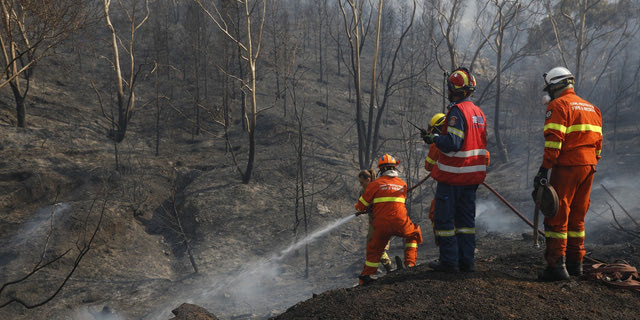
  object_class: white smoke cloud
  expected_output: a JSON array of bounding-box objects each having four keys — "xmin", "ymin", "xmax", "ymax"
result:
[
  {"xmin": 72, "ymin": 306, "xmax": 125, "ymax": 320},
  {"xmin": 476, "ymin": 199, "xmax": 532, "ymax": 234},
  {"xmin": 585, "ymin": 174, "xmax": 640, "ymax": 239},
  {"xmin": 144, "ymin": 215, "xmax": 359, "ymax": 319},
  {"xmin": 9, "ymin": 202, "xmax": 71, "ymax": 244}
]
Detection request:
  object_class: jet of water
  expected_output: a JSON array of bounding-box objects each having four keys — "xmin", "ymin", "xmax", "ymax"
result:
[
  {"xmin": 274, "ymin": 214, "xmax": 356, "ymax": 260},
  {"xmin": 195, "ymin": 213, "xmax": 358, "ymax": 310}
]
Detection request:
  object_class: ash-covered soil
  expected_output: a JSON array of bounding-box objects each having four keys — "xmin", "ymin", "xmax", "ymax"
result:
[
  {"xmin": 1, "ymin": 45, "xmax": 639, "ymax": 320},
  {"xmin": 272, "ymin": 235, "xmax": 640, "ymax": 320}
]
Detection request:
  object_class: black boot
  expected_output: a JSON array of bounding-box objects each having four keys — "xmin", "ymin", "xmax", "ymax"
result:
[
  {"xmin": 395, "ymin": 256, "xmax": 404, "ymax": 270},
  {"xmin": 382, "ymin": 261, "xmax": 393, "ymax": 273},
  {"xmin": 358, "ymin": 274, "xmax": 377, "ymax": 285},
  {"xmin": 428, "ymin": 260, "xmax": 459, "ymax": 273},
  {"xmin": 566, "ymin": 261, "xmax": 583, "ymax": 277},
  {"xmin": 539, "ymin": 256, "xmax": 570, "ymax": 281}
]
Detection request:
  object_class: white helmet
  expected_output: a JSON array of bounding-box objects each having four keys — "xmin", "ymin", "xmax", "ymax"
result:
[{"xmin": 543, "ymin": 67, "xmax": 575, "ymax": 92}]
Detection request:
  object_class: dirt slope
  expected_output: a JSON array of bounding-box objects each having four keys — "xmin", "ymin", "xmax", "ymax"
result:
[
  {"xmin": 1, "ymin": 46, "xmax": 639, "ymax": 320},
  {"xmin": 273, "ymin": 236, "xmax": 640, "ymax": 320}
]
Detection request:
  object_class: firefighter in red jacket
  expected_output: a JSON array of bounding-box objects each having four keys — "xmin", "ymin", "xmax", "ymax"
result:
[
  {"xmin": 422, "ymin": 67, "xmax": 488, "ymax": 273},
  {"xmin": 425, "ymin": 113, "xmax": 491, "ymax": 230},
  {"xmin": 355, "ymin": 154, "xmax": 423, "ymax": 285},
  {"xmin": 534, "ymin": 67, "xmax": 602, "ymax": 281}
]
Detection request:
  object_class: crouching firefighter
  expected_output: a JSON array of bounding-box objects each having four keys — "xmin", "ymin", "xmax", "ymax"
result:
[
  {"xmin": 355, "ymin": 154, "xmax": 423, "ymax": 285},
  {"xmin": 358, "ymin": 169, "xmax": 393, "ymax": 273}
]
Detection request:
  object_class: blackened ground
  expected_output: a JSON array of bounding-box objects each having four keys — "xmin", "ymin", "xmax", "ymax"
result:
[{"xmin": 272, "ymin": 235, "xmax": 640, "ymax": 320}]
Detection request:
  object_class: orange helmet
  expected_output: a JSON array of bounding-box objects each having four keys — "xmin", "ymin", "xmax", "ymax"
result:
[
  {"xmin": 378, "ymin": 154, "xmax": 399, "ymax": 168},
  {"xmin": 448, "ymin": 67, "xmax": 476, "ymax": 93}
]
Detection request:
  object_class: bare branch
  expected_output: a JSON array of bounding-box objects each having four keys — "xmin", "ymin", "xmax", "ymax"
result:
[{"xmin": 601, "ymin": 184, "xmax": 639, "ymax": 228}]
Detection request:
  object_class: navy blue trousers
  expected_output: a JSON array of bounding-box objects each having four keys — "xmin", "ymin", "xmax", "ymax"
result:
[{"xmin": 433, "ymin": 182, "xmax": 478, "ymax": 267}]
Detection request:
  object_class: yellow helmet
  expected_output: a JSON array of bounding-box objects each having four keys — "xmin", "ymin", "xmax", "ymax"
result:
[{"xmin": 429, "ymin": 113, "xmax": 446, "ymax": 129}]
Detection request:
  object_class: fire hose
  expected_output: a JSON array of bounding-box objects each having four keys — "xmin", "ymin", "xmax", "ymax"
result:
[
  {"xmin": 408, "ymin": 173, "xmax": 431, "ymax": 193},
  {"xmin": 482, "ymin": 181, "xmax": 544, "ymax": 237}
]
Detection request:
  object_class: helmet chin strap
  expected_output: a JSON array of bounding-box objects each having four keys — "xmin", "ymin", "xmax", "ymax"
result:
[{"xmin": 448, "ymin": 90, "xmax": 470, "ymax": 102}]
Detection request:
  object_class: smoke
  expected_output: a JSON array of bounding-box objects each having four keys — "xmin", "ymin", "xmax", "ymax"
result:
[
  {"xmin": 584, "ymin": 174, "xmax": 640, "ymax": 240},
  {"xmin": 475, "ymin": 173, "xmax": 640, "ymax": 240},
  {"xmin": 476, "ymin": 199, "xmax": 531, "ymax": 234},
  {"xmin": 145, "ymin": 214, "xmax": 358, "ymax": 319},
  {"xmin": 8, "ymin": 202, "xmax": 71, "ymax": 245},
  {"xmin": 71, "ymin": 306, "xmax": 125, "ymax": 320}
]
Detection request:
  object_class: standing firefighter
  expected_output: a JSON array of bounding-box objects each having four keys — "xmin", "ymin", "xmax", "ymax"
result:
[
  {"xmin": 422, "ymin": 67, "xmax": 488, "ymax": 273},
  {"xmin": 355, "ymin": 154, "xmax": 423, "ymax": 285},
  {"xmin": 535, "ymin": 67, "xmax": 602, "ymax": 281}
]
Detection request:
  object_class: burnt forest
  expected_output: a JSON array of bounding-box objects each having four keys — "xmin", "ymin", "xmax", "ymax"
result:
[{"xmin": 1, "ymin": 1, "xmax": 639, "ymax": 319}]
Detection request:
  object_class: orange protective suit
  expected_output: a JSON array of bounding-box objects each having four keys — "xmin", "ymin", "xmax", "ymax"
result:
[
  {"xmin": 425, "ymin": 143, "xmax": 440, "ymax": 244},
  {"xmin": 541, "ymin": 88, "xmax": 602, "ymax": 267},
  {"xmin": 356, "ymin": 172, "xmax": 422, "ymax": 276},
  {"xmin": 425, "ymin": 142, "xmax": 440, "ymax": 172}
]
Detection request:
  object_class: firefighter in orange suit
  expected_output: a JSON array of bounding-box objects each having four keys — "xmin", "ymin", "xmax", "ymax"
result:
[
  {"xmin": 358, "ymin": 169, "xmax": 393, "ymax": 273},
  {"xmin": 355, "ymin": 154, "xmax": 423, "ymax": 285},
  {"xmin": 534, "ymin": 67, "xmax": 602, "ymax": 281},
  {"xmin": 425, "ymin": 113, "xmax": 445, "ymax": 172},
  {"xmin": 424, "ymin": 113, "xmax": 445, "ymax": 242},
  {"xmin": 422, "ymin": 67, "xmax": 488, "ymax": 273}
]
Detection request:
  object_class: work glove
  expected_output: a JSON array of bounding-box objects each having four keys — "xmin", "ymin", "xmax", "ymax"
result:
[
  {"xmin": 355, "ymin": 208, "xmax": 371, "ymax": 216},
  {"xmin": 531, "ymin": 166, "xmax": 549, "ymax": 201},
  {"xmin": 422, "ymin": 132, "xmax": 438, "ymax": 144},
  {"xmin": 532, "ymin": 166, "xmax": 549, "ymax": 190}
]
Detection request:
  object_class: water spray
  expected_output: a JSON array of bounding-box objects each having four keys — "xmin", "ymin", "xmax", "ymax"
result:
[
  {"xmin": 275, "ymin": 214, "xmax": 356, "ymax": 260},
  {"xmin": 194, "ymin": 213, "xmax": 359, "ymax": 315}
]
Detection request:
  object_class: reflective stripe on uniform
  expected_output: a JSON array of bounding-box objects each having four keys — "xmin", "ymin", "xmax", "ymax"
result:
[
  {"xmin": 456, "ymin": 227, "xmax": 475, "ymax": 234},
  {"xmin": 426, "ymin": 157, "xmax": 436, "ymax": 165},
  {"xmin": 373, "ymin": 197, "xmax": 405, "ymax": 204},
  {"xmin": 436, "ymin": 229, "xmax": 455, "ymax": 237},
  {"xmin": 435, "ymin": 163, "xmax": 486, "ymax": 174},
  {"xmin": 441, "ymin": 148, "xmax": 486, "ymax": 158},
  {"xmin": 568, "ymin": 230, "xmax": 585, "ymax": 238},
  {"xmin": 545, "ymin": 140, "xmax": 562, "ymax": 149},
  {"xmin": 544, "ymin": 122, "xmax": 602, "ymax": 136},
  {"xmin": 447, "ymin": 127, "xmax": 465, "ymax": 139},
  {"xmin": 566, "ymin": 124, "xmax": 602, "ymax": 134},
  {"xmin": 596, "ymin": 149, "xmax": 601, "ymax": 156},
  {"xmin": 405, "ymin": 242, "xmax": 418, "ymax": 248},
  {"xmin": 358, "ymin": 196, "xmax": 370, "ymax": 207},
  {"xmin": 365, "ymin": 260, "xmax": 380, "ymax": 268},
  {"xmin": 544, "ymin": 123, "xmax": 567, "ymax": 133},
  {"xmin": 545, "ymin": 231, "xmax": 567, "ymax": 239}
]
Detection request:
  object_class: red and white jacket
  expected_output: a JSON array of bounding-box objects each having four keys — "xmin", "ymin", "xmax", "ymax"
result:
[{"xmin": 431, "ymin": 100, "xmax": 488, "ymax": 185}]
